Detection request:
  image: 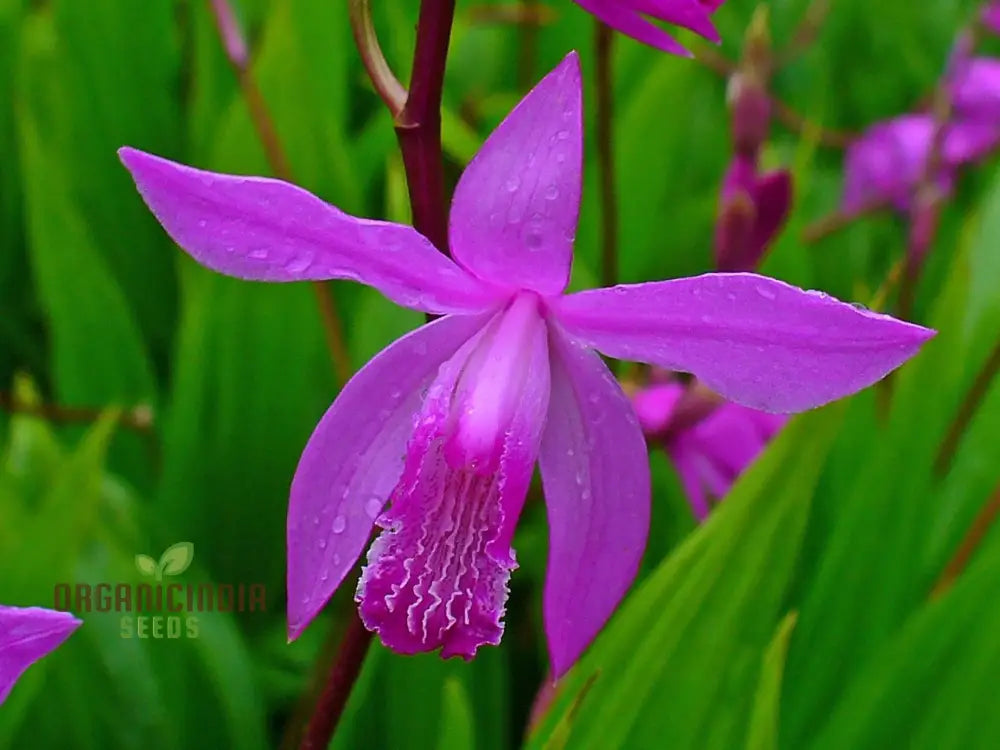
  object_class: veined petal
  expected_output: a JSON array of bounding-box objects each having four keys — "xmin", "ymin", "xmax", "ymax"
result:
[
  {"xmin": 0, "ymin": 605, "xmax": 81, "ymax": 704},
  {"xmin": 119, "ymin": 147, "xmax": 499, "ymax": 315},
  {"xmin": 539, "ymin": 327, "xmax": 650, "ymax": 677},
  {"xmin": 553, "ymin": 273, "xmax": 935, "ymax": 413},
  {"xmin": 357, "ymin": 296, "xmax": 550, "ymax": 658},
  {"xmin": 448, "ymin": 53, "xmax": 582, "ymax": 296},
  {"xmin": 572, "ymin": 0, "xmax": 691, "ymax": 54},
  {"xmin": 287, "ymin": 312, "xmax": 494, "ymax": 640}
]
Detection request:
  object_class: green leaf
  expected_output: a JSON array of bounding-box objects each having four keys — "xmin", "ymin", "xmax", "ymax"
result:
[
  {"xmin": 15, "ymin": 11, "xmax": 155, "ymax": 406},
  {"xmin": 436, "ymin": 679, "xmax": 475, "ymax": 750},
  {"xmin": 158, "ymin": 542, "xmax": 195, "ymax": 577},
  {"xmin": 745, "ymin": 611, "xmax": 798, "ymax": 750}
]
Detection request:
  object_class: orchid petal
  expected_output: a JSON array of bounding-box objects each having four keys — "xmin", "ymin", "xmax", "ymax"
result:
[
  {"xmin": 539, "ymin": 327, "xmax": 650, "ymax": 677},
  {"xmin": 119, "ymin": 147, "xmax": 499, "ymax": 315},
  {"xmin": 448, "ymin": 53, "xmax": 582, "ymax": 296},
  {"xmin": 0, "ymin": 605, "xmax": 81, "ymax": 704},
  {"xmin": 572, "ymin": 0, "xmax": 690, "ymax": 54},
  {"xmin": 630, "ymin": 0, "xmax": 720, "ymax": 43},
  {"xmin": 553, "ymin": 273, "xmax": 935, "ymax": 413},
  {"xmin": 287, "ymin": 312, "xmax": 493, "ymax": 640}
]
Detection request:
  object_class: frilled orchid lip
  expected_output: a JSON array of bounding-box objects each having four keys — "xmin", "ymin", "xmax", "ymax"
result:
[
  {"xmin": 356, "ymin": 294, "xmax": 549, "ymax": 658},
  {"xmin": 120, "ymin": 51, "xmax": 934, "ymax": 676}
]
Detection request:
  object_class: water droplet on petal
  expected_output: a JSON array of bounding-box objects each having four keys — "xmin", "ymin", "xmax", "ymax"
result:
[
  {"xmin": 198, "ymin": 219, "xmax": 207, "ymax": 228},
  {"xmin": 249, "ymin": 248, "xmax": 268, "ymax": 260},
  {"xmin": 545, "ymin": 185, "xmax": 560, "ymax": 200},
  {"xmin": 755, "ymin": 285, "xmax": 777, "ymax": 301},
  {"xmin": 318, "ymin": 538, "xmax": 327, "ymax": 550},
  {"xmin": 332, "ymin": 515, "xmax": 347, "ymax": 534},
  {"xmin": 365, "ymin": 497, "xmax": 384, "ymax": 519},
  {"xmin": 505, "ymin": 176, "xmax": 521, "ymax": 192},
  {"xmin": 284, "ymin": 254, "xmax": 314, "ymax": 273},
  {"xmin": 566, "ymin": 448, "xmax": 575, "ymax": 457}
]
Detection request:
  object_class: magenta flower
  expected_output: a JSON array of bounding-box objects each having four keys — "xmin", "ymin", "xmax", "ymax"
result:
[
  {"xmin": 842, "ymin": 114, "xmax": 1000, "ymax": 214},
  {"xmin": 573, "ymin": 0, "xmax": 727, "ymax": 54},
  {"xmin": 633, "ymin": 382, "xmax": 785, "ymax": 520},
  {"xmin": 949, "ymin": 56, "xmax": 1000, "ymax": 121},
  {"xmin": 1, "ymin": 605, "xmax": 81, "ymax": 704},
  {"xmin": 119, "ymin": 53, "xmax": 933, "ymax": 676},
  {"xmin": 714, "ymin": 154, "xmax": 792, "ymax": 272}
]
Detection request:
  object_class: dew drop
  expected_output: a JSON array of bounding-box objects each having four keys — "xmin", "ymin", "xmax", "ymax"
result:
[
  {"xmin": 365, "ymin": 497, "xmax": 384, "ymax": 519},
  {"xmin": 545, "ymin": 185, "xmax": 560, "ymax": 200},
  {"xmin": 284, "ymin": 254, "xmax": 313, "ymax": 273},
  {"xmin": 198, "ymin": 219, "xmax": 207, "ymax": 228},
  {"xmin": 318, "ymin": 539, "xmax": 327, "ymax": 550},
  {"xmin": 333, "ymin": 554, "xmax": 342, "ymax": 566},
  {"xmin": 332, "ymin": 515, "xmax": 347, "ymax": 534},
  {"xmin": 566, "ymin": 448, "xmax": 575, "ymax": 457},
  {"xmin": 249, "ymin": 248, "xmax": 268, "ymax": 260},
  {"xmin": 505, "ymin": 176, "xmax": 521, "ymax": 192},
  {"xmin": 556, "ymin": 129, "xmax": 570, "ymax": 141},
  {"xmin": 755, "ymin": 285, "xmax": 777, "ymax": 301},
  {"xmin": 390, "ymin": 387, "xmax": 402, "ymax": 400}
]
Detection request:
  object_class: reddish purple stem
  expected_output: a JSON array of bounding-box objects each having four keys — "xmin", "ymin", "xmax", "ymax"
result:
[{"xmin": 395, "ymin": 0, "xmax": 457, "ymax": 255}]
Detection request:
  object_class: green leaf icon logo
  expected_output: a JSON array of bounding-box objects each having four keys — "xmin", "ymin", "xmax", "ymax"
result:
[
  {"xmin": 158, "ymin": 542, "xmax": 194, "ymax": 579},
  {"xmin": 135, "ymin": 554, "xmax": 157, "ymax": 577}
]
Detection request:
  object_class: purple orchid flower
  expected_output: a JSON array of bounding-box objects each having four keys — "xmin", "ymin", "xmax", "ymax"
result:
[
  {"xmin": 949, "ymin": 56, "xmax": 1000, "ymax": 121},
  {"xmin": 572, "ymin": 0, "xmax": 727, "ymax": 54},
  {"xmin": 633, "ymin": 382, "xmax": 786, "ymax": 520},
  {"xmin": 119, "ymin": 53, "xmax": 933, "ymax": 676},
  {"xmin": 841, "ymin": 113, "xmax": 1000, "ymax": 214},
  {"xmin": 714, "ymin": 154, "xmax": 792, "ymax": 272},
  {"xmin": 1, "ymin": 605, "xmax": 81, "ymax": 704}
]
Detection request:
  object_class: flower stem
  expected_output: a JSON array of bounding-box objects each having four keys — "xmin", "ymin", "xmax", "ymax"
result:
[
  {"xmin": 692, "ymin": 43, "xmax": 853, "ymax": 149},
  {"xmin": 933, "ymin": 336, "xmax": 1000, "ymax": 477},
  {"xmin": 395, "ymin": 0, "xmax": 457, "ymax": 255},
  {"xmin": 298, "ymin": 615, "xmax": 374, "ymax": 750},
  {"xmin": 0, "ymin": 391, "xmax": 153, "ymax": 433},
  {"xmin": 348, "ymin": 0, "xmax": 407, "ymax": 115},
  {"xmin": 206, "ymin": 0, "xmax": 352, "ymax": 385},
  {"xmin": 595, "ymin": 21, "xmax": 619, "ymax": 288},
  {"xmin": 930, "ymin": 481, "xmax": 1000, "ymax": 598}
]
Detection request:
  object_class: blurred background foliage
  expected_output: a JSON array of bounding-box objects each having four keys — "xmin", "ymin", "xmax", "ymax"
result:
[{"xmin": 1, "ymin": 0, "xmax": 999, "ymax": 748}]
